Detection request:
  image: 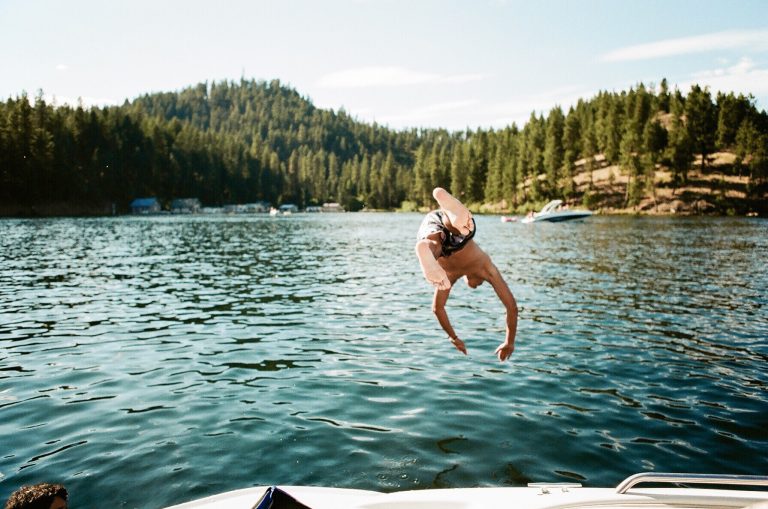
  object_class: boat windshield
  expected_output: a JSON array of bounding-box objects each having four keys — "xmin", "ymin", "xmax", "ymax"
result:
[{"xmin": 539, "ymin": 200, "xmax": 562, "ymax": 214}]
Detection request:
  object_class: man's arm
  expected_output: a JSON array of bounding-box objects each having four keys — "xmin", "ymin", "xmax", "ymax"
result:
[
  {"xmin": 486, "ymin": 265, "xmax": 518, "ymax": 361},
  {"xmin": 432, "ymin": 287, "xmax": 467, "ymax": 355}
]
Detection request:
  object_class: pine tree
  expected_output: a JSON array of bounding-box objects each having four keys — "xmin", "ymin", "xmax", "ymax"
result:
[
  {"xmin": 484, "ymin": 144, "xmax": 504, "ymax": 203},
  {"xmin": 658, "ymin": 78, "xmax": 671, "ymax": 113},
  {"xmin": 450, "ymin": 142, "xmax": 468, "ymax": 200},
  {"xmin": 620, "ymin": 128, "xmax": 643, "ymax": 207},
  {"xmin": 604, "ymin": 98, "xmax": 624, "ymax": 163},
  {"xmin": 684, "ymin": 85, "xmax": 716, "ymax": 169},
  {"xmin": 642, "ymin": 120, "xmax": 667, "ymax": 210},
  {"xmin": 578, "ymin": 102, "xmax": 599, "ymax": 189},
  {"xmin": 543, "ymin": 106, "xmax": 565, "ymax": 194},
  {"xmin": 715, "ymin": 92, "xmax": 752, "ymax": 149},
  {"xmin": 465, "ymin": 131, "xmax": 489, "ymax": 204},
  {"xmin": 563, "ymin": 108, "xmax": 581, "ymax": 169},
  {"xmin": 412, "ymin": 144, "xmax": 430, "ymax": 205},
  {"xmin": 735, "ymin": 118, "xmax": 768, "ymax": 187},
  {"xmin": 668, "ymin": 96, "xmax": 693, "ymax": 189},
  {"xmin": 500, "ymin": 126, "xmax": 520, "ymax": 208}
]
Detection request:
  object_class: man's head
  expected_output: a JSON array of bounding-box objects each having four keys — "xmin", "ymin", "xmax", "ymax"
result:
[
  {"xmin": 464, "ymin": 274, "xmax": 484, "ymax": 288},
  {"xmin": 4, "ymin": 483, "xmax": 68, "ymax": 509}
]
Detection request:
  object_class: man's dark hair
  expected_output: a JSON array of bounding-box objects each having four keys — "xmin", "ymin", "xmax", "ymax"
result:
[{"xmin": 4, "ymin": 483, "xmax": 67, "ymax": 509}]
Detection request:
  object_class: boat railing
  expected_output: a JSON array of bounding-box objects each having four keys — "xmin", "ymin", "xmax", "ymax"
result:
[{"xmin": 616, "ymin": 473, "xmax": 768, "ymax": 494}]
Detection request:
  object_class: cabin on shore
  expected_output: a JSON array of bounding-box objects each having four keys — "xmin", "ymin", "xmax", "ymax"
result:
[
  {"xmin": 279, "ymin": 204, "xmax": 299, "ymax": 213},
  {"xmin": 321, "ymin": 202, "xmax": 345, "ymax": 212},
  {"xmin": 244, "ymin": 201, "xmax": 271, "ymax": 213},
  {"xmin": 130, "ymin": 197, "xmax": 161, "ymax": 214},
  {"xmin": 171, "ymin": 198, "xmax": 201, "ymax": 214}
]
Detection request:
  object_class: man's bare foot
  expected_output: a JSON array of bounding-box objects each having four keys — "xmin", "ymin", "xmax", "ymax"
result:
[
  {"xmin": 415, "ymin": 242, "xmax": 451, "ymax": 290},
  {"xmin": 433, "ymin": 187, "xmax": 473, "ymax": 235}
]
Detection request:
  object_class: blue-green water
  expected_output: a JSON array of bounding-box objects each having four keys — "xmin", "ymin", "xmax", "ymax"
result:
[{"xmin": 1, "ymin": 214, "xmax": 767, "ymax": 508}]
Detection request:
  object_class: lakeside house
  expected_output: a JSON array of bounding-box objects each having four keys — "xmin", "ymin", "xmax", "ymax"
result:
[
  {"xmin": 304, "ymin": 203, "xmax": 346, "ymax": 213},
  {"xmin": 321, "ymin": 202, "xmax": 345, "ymax": 212},
  {"xmin": 130, "ymin": 197, "xmax": 161, "ymax": 214},
  {"xmin": 171, "ymin": 198, "xmax": 201, "ymax": 214},
  {"xmin": 223, "ymin": 204, "xmax": 246, "ymax": 214},
  {"xmin": 244, "ymin": 201, "xmax": 271, "ymax": 213},
  {"xmin": 221, "ymin": 201, "xmax": 271, "ymax": 214}
]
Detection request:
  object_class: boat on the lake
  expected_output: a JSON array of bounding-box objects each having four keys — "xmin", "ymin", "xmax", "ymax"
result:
[
  {"xmin": 501, "ymin": 215, "xmax": 518, "ymax": 222},
  {"xmin": 164, "ymin": 472, "xmax": 768, "ymax": 509},
  {"xmin": 522, "ymin": 199, "xmax": 592, "ymax": 223}
]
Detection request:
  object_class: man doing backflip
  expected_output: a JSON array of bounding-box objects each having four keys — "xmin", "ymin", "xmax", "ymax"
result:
[{"xmin": 415, "ymin": 187, "xmax": 518, "ymax": 361}]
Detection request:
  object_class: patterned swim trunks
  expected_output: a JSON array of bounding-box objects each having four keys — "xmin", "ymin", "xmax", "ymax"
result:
[{"xmin": 416, "ymin": 210, "xmax": 476, "ymax": 257}]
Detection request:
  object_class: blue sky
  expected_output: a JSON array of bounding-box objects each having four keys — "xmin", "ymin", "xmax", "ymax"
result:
[{"xmin": 2, "ymin": 0, "xmax": 767, "ymax": 131}]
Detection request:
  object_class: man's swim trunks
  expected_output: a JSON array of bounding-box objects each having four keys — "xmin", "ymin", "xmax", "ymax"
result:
[{"xmin": 417, "ymin": 210, "xmax": 476, "ymax": 257}]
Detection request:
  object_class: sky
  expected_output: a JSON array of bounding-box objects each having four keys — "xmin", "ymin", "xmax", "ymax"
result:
[{"xmin": 2, "ymin": 0, "xmax": 768, "ymax": 131}]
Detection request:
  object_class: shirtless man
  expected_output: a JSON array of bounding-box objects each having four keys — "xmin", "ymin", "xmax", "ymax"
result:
[{"xmin": 415, "ymin": 187, "xmax": 518, "ymax": 361}]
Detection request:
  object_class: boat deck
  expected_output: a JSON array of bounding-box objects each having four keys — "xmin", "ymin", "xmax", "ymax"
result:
[{"xmin": 165, "ymin": 474, "xmax": 768, "ymax": 509}]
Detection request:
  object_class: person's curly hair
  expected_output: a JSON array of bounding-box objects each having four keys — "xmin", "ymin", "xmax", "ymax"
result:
[{"xmin": 4, "ymin": 483, "xmax": 67, "ymax": 509}]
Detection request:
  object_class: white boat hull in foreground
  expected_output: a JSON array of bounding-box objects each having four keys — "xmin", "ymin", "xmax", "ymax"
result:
[
  {"xmin": 522, "ymin": 200, "xmax": 592, "ymax": 223},
  {"xmin": 163, "ymin": 473, "xmax": 768, "ymax": 509}
]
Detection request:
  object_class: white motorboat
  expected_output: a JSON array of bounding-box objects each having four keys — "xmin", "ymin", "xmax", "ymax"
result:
[
  {"xmin": 164, "ymin": 472, "xmax": 768, "ymax": 509},
  {"xmin": 522, "ymin": 200, "xmax": 592, "ymax": 223}
]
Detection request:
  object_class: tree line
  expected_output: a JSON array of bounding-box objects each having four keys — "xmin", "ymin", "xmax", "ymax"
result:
[{"xmin": 1, "ymin": 78, "xmax": 766, "ymax": 214}]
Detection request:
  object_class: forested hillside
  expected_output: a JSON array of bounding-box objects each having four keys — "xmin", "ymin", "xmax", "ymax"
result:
[{"xmin": 1, "ymin": 78, "xmax": 766, "ymax": 215}]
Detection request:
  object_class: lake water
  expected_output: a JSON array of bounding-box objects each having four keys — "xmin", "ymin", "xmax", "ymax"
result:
[{"xmin": 1, "ymin": 213, "xmax": 767, "ymax": 508}]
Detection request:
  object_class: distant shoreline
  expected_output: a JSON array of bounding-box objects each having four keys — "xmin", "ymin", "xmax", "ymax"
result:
[
  {"xmin": 1, "ymin": 150, "xmax": 764, "ymax": 218},
  {"xmin": 0, "ymin": 206, "xmax": 761, "ymax": 219}
]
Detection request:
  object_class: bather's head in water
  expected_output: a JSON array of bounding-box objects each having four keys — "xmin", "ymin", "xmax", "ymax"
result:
[{"xmin": 4, "ymin": 483, "xmax": 68, "ymax": 509}]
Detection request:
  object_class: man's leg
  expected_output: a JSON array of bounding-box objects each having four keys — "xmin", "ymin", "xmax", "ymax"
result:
[
  {"xmin": 415, "ymin": 237, "xmax": 451, "ymax": 290},
  {"xmin": 433, "ymin": 187, "xmax": 473, "ymax": 236}
]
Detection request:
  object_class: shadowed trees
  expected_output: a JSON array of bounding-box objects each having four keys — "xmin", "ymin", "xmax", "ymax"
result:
[{"xmin": 1, "ymin": 79, "xmax": 766, "ymax": 214}]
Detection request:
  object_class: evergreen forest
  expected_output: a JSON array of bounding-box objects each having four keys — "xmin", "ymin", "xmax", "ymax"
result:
[{"xmin": 1, "ymin": 78, "xmax": 766, "ymax": 215}]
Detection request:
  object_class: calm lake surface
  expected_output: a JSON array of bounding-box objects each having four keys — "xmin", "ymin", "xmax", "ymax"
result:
[{"xmin": 1, "ymin": 213, "xmax": 767, "ymax": 508}]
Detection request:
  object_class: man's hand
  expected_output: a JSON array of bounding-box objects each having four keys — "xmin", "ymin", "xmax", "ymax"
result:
[
  {"xmin": 450, "ymin": 336, "xmax": 467, "ymax": 355},
  {"xmin": 494, "ymin": 342, "xmax": 514, "ymax": 361}
]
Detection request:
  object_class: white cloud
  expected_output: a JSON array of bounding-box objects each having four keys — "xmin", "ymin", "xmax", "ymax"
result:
[
  {"xmin": 489, "ymin": 85, "xmax": 594, "ymax": 127},
  {"xmin": 376, "ymin": 99, "xmax": 479, "ymax": 126},
  {"xmin": 316, "ymin": 66, "xmax": 487, "ymax": 88},
  {"xmin": 55, "ymin": 64, "xmax": 69, "ymax": 71},
  {"xmin": 353, "ymin": 85, "xmax": 597, "ymax": 130},
  {"xmin": 683, "ymin": 57, "xmax": 768, "ymax": 97},
  {"xmin": 601, "ymin": 29, "xmax": 768, "ymax": 62}
]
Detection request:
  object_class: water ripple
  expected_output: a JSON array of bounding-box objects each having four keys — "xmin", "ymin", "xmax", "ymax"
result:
[{"xmin": 0, "ymin": 215, "xmax": 767, "ymax": 508}]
